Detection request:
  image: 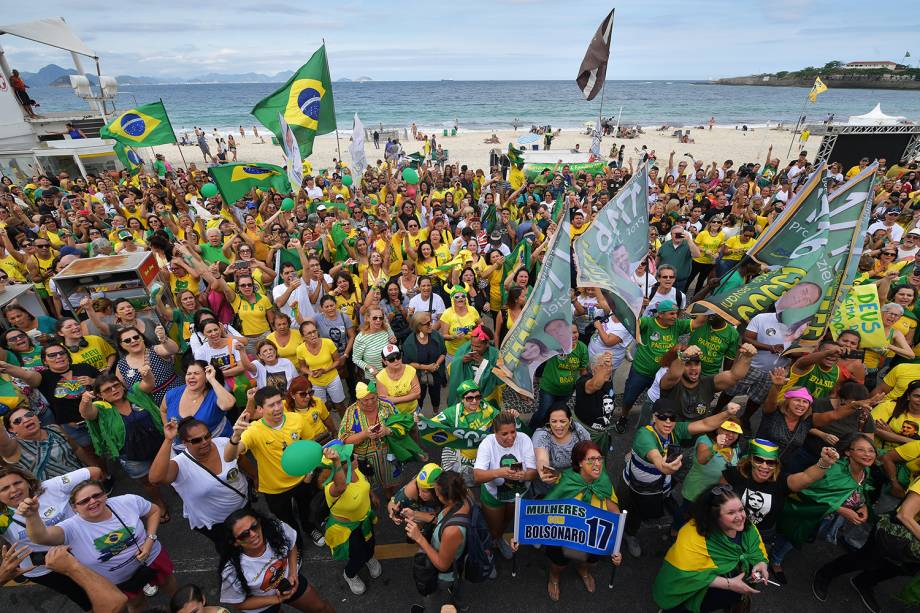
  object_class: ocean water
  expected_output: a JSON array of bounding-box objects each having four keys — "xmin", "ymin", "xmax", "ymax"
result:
[{"xmin": 28, "ymin": 80, "xmax": 920, "ymax": 134}]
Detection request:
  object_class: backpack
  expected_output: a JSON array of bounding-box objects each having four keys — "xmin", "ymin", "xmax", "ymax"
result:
[
  {"xmin": 647, "ymin": 283, "xmax": 684, "ymax": 309},
  {"xmin": 444, "ymin": 501, "xmax": 496, "ymax": 583}
]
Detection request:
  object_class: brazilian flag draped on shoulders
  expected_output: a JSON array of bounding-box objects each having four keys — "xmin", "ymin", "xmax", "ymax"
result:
[
  {"xmin": 208, "ymin": 163, "xmax": 291, "ymax": 205},
  {"xmin": 100, "ymin": 101, "xmax": 176, "ymax": 147},
  {"xmin": 653, "ymin": 521, "xmax": 767, "ymax": 612},
  {"xmin": 113, "ymin": 143, "xmax": 142, "ymax": 176},
  {"xmin": 251, "ymin": 45, "xmax": 337, "ymax": 158}
]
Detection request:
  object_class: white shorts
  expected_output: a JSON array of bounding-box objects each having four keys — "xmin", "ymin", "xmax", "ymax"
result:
[{"xmin": 314, "ymin": 376, "xmax": 346, "ymax": 404}]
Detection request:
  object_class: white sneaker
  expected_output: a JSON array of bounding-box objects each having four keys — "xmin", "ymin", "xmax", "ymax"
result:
[
  {"xmin": 624, "ymin": 535, "xmax": 642, "ymax": 558},
  {"xmin": 366, "ymin": 557, "xmax": 382, "ymax": 579},
  {"xmin": 343, "ymin": 571, "xmax": 366, "ymax": 595},
  {"xmin": 497, "ymin": 537, "xmax": 514, "ymax": 560}
]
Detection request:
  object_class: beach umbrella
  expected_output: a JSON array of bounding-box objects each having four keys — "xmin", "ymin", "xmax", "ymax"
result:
[{"xmin": 516, "ymin": 134, "xmax": 539, "ymax": 146}]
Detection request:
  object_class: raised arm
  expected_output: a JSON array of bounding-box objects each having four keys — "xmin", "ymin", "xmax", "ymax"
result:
[{"xmin": 713, "ymin": 343, "xmax": 756, "ymax": 390}]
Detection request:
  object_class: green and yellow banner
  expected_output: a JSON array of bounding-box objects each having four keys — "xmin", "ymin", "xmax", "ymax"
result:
[
  {"xmin": 828, "ymin": 282, "xmax": 886, "ymax": 348},
  {"xmin": 208, "ymin": 163, "xmax": 291, "ymax": 204}
]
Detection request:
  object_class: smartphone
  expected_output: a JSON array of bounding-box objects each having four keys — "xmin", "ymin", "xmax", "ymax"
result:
[
  {"xmin": 370, "ymin": 423, "xmax": 382, "ymax": 434},
  {"xmin": 29, "ymin": 551, "xmax": 47, "ymax": 566},
  {"xmin": 510, "ymin": 462, "xmax": 524, "ymax": 472},
  {"xmin": 665, "ymin": 445, "xmax": 682, "ymax": 464},
  {"xmin": 276, "ymin": 577, "xmax": 292, "ymax": 593},
  {"xmin": 846, "ymin": 349, "xmax": 866, "ymax": 360},
  {"xmin": 542, "ymin": 465, "xmax": 560, "ymax": 476}
]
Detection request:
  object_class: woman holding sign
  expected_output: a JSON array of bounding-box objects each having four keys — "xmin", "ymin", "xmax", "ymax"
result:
[{"xmin": 520, "ymin": 440, "xmax": 623, "ymax": 602}]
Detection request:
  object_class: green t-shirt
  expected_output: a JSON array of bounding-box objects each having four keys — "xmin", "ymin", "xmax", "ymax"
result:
[
  {"xmin": 539, "ymin": 341, "xmax": 589, "ymax": 396},
  {"xmin": 153, "ymin": 159, "xmax": 167, "ymax": 178},
  {"xmin": 632, "ymin": 317, "xmax": 691, "ymax": 376},
  {"xmin": 632, "ymin": 421, "xmax": 692, "ymax": 459},
  {"xmin": 690, "ymin": 323, "xmax": 740, "ymax": 377},
  {"xmin": 781, "ymin": 363, "xmax": 839, "ymax": 399},
  {"xmin": 199, "ymin": 243, "xmax": 230, "ymax": 265}
]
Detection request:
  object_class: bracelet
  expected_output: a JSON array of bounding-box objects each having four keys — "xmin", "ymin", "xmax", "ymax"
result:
[
  {"xmin": 229, "ymin": 439, "xmax": 240, "ymax": 445},
  {"xmin": 817, "ymin": 462, "xmax": 832, "ymax": 470}
]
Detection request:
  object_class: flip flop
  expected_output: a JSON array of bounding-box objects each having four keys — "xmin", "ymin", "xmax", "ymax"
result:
[{"xmin": 548, "ymin": 579, "xmax": 560, "ymax": 602}]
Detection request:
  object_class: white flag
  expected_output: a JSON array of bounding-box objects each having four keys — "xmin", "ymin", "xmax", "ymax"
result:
[
  {"xmin": 278, "ymin": 113, "xmax": 303, "ymax": 191},
  {"xmin": 350, "ymin": 113, "xmax": 368, "ymax": 173}
]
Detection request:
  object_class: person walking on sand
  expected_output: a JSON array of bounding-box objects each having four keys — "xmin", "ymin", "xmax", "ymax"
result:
[
  {"xmin": 373, "ymin": 130, "xmax": 380, "ymax": 149},
  {"xmin": 197, "ymin": 131, "xmax": 216, "ymax": 164},
  {"xmin": 709, "ymin": 116, "xmax": 716, "ymax": 130},
  {"xmin": 239, "ymin": 125, "xmax": 245, "ymax": 139},
  {"xmin": 253, "ymin": 125, "xmax": 264, "ymax": 143}
]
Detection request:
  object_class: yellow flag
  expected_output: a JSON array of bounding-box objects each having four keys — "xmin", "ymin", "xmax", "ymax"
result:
[{"xmin": 808, "ymin": 77, "xmax": 828, "ymax": 103}]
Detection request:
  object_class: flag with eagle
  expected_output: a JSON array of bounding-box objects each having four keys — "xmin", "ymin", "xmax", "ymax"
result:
[
  {"xmin": 252, "ymin": 45, "xmax": 337, "ymax": 158},
  {"xmin": 208, "ymin": 163, "xmax": 291, "ymax": 204}
]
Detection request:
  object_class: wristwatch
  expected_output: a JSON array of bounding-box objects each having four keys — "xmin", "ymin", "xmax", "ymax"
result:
[{"xmin": 146, "ymin": 533, "xmax": 158, "ymax": 541}]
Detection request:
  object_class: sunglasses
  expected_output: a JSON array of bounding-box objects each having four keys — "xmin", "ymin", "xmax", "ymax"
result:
[
  {"xmin": 74, "ymin": 491, "xmax": 106, "ymax": 507},
  {"xmin": 463, "ymin": 394, "xmax": 482, "ymax": 401},
  {"xmin": 370, "ymin": 316, "xmax": 384, "ymax": 321},
  {"xmin": 654, "ymin": 413, "xmax": 678, "ymax": 422},
  {"xmin": 10, "ymin": 410, "xmax": 36, "ymax": 426},
  {"xmin": 710, "ymin": 484, "xmax": 734, "ymax": 498},
  {"xmin": 185, "ymin": 432, "xmax": 212, "ymax": 445},
  {"xmin": 295, "ymin": 390, "xmax": 314, "ymax": 397},
  {"xmin": 238, "ymin": 283, "xmax": 254, "ymax": 288},
  {"xmin": 99, "ymin": 385, "xmax": 122, "ymax": 395},
  {"xmin": 35, "ymin": 243, "xmax": 50, "ymax": 248},
  {"xmin": 752, "ymin": 456, "xmax": 778, "ymax": 467},
  {"xmin": 385, "ymin": 353, "xmax": 402, "ymax": 361},
  {"xmin": 45, "ymin": 351, "xmax": 67, "ymax": 359},
  {"xmin": 235, "ymin": 520, "xmax": 260, "ymax": 540},
  {"xmin": 121, "ymin": 335, "xmax": 142, "ymax": 343}
]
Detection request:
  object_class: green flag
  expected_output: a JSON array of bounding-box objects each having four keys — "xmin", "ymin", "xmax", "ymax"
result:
[
  {"xmin": 208, "ymin": 163, "xmax": 291, "ymax": 205},
  {"xmin": 251, "ymin": 45, "xmax": 337, "ymax": 158},
  {"xmin": 329, "ymin": 222, "xmax": 349, "ymax": 262},
  {"xmin": 113, "ymin": 143, "xmax": 141, "ymax": 176},
  {"xmin": 494, "ymin": 211, "xmax": 573, "ymax": 398},
  {"xmin": 508, "ymin": 143, "xmax": 525, "ymax": 166},
  {"xmin": 100, "ymin": 101, "xmax": 176, "ymax": 147}
]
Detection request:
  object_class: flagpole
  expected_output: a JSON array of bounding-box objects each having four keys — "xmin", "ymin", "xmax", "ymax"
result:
[
  {"xmin": 160, "ymin": 97, "xmax": 190, "ymax": 171},
  {"xmin": 322, "ymin": 38, "xmax": 344, "ymax": 166},
  {"xmin": 786, "ymin": 91, "xmax": 810, "ymax": 159}
]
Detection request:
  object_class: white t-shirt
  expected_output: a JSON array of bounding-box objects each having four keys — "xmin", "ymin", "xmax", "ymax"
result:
[
  {"xmin": 474, "ymin": 432, "xmax": 536, "ymax": 502},
  {"xmin": 898, "ymin": 245, "xmax": 919, "ymax": 260},
  {"xmin": 644, "ymin": 286, "xmax": 686, "ymax": 317},
  {"xmin": 189, "ymin": 324, "xmax": 243, "ymax": 355},
  {"xmin": 5, "ymin": 468, "xmax": 90, "ymax": 578},
  {"xmin": 408, "ymin": 292, "xmax": 446, "ymax": 323},
  {"xmin": 59, "ymin": 494, "xmax": 161, "ymax": 585},
  {"xmin": 171, "ymin": 438, "xmax": 249, "ymax": 529},
  {"xmin": 646, "ymin": 367, "xmax": 668, "ymax": 404},
  {"xmin": 194, "ymin": 339, "xmax": 246, "ymax": 373},
  {"xmin": 220, "ymin": 520, "xmax": 299, "ymax": 612},
  {"xmin": 272, "ymin": 282, "xmax": 314, "ymax": 321},
  {"xmin": 252, "ymin": 358, "xmax": 299, "ymax": 392},
  {"xmin": 746, "ymin": 313, "xmax": 791, "ymax": 371},
  {"xmin": 587, "ymin": 319, "xmax": 634, "ymax": 370},
  {"xmin": 867, "ymin": 220, "xmax": 904, "ymax": 243},
  {"xmin": 305, "ymin": 186, "xmax": 323, "ymax": 201}
]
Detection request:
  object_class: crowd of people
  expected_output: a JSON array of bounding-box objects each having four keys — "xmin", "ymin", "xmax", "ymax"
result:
[{"xmin": 0, "ymin": 137, "xmax": 917, "ymax": 613}]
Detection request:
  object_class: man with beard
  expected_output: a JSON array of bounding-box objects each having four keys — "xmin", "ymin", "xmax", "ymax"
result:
[{"xmin": 658, "ymin": 343, "xmax": 756, "ymax": 421}]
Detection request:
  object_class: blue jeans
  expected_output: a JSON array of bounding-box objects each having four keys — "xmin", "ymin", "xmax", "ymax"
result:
[
  {"xmin": 531, "ymin": 389, "xmax": 570, "ymax": 430},
  {"xmin": 622, "ymin": 368, "xmax": 655, "ymax": 413}
]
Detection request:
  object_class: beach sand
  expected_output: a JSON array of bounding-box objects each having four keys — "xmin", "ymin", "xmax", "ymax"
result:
[{"xmin": 164, "ymin": 125, "xmax": 803, "ymax": 174}]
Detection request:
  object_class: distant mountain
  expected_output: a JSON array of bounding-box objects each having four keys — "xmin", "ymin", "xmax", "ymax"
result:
[
  {"xmin": 21, "ymin": 64, "xmax": 77, "ymax": 86},
  {"xmin": 338, "ymin": 76, "xmax": 373, "ymax": 83},
  {"xmin": 48, "ymin": 74, "xmax": 162, "ymax": 87},
  {"xmin": 338, "ymin": 78, "xmax": 352, "ymax": 82},
  {"xmin": 25, "ymin": 63, "xmax": 304, "ymax": 86}
]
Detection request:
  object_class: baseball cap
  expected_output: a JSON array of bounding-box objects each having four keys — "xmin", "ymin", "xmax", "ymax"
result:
[
  {"xmin": 656, "ymin": 299, "xmax": 679, "ymax": 313},
  {"xmin": 117, "ymin": 230, "xmax": 132, "ymax": 240},
  {"xmin": 381, "ymin": 343, "xmax": 401, "ymax": 360},
  {"xmin": 720, "ymin": 420, "xmax": 744, "ymax": 435},
  {"xmin": 316, "ymin": 204, "xmax": 327, "ymax": 212},
  {"xmin": 908, "ymin": 229, "xmax": 920, "ymax": 237}
]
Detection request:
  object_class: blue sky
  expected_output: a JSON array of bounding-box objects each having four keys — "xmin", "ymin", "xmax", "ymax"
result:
[{"xmin": 2, "ymin": 0, "xmax": 917, "ymax": 80}]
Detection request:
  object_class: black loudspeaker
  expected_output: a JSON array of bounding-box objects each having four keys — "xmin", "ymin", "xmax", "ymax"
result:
[{"xmin": 825, "ymin": 131, "xmax": 913, "ymax": 170}]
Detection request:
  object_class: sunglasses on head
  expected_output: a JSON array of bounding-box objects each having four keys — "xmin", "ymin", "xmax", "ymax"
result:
[
  {"xmin": 709, "ymin": 484, "xmax": 734, "ymax": 498},
  {"xmin": 235, "ymin": 520, "xmax": 260, "ymax": 540},
  {"xmin": 654, "ymin": 413, "xmax": 677, "ymax": 422},
  {"xmin": 185, "ymin": 432, "xmax": 212, "ymax": 445}
]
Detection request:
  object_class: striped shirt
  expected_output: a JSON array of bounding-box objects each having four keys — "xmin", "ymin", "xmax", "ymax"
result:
[{"xmin": 351, "ymin": 329, "xmax": 392, "ymax": 379}]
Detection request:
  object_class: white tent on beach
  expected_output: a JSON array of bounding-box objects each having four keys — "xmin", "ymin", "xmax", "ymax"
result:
[{"xmin": 847, "ymin": 103, "xmax": 907, "ymax": 126}]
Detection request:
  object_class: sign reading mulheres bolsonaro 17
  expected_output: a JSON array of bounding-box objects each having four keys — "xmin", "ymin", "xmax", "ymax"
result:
[{"xmin": 514, "ymin": 496, "xmax": 626, "ymax": 556}]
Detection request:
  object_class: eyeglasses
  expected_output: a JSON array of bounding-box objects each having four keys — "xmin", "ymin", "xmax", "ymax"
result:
[
  {"xmin": 99, "ymin": 385, "xmax": 122, "ymax": 395},
  {"xmin": 463, "ymin": 394, "xmax": 482, "ymax": 401},
  {"xmin": 120, "ymin": 335, "xmax": 142, "ymax": 344},
  {"xmin": 583, "ymin": 456, "xmax": 604, "ymax": 465},
  {"xmin": 654, "ymin": 413, "xmax": 677, "ymax": 422},
  {"xmin": 74, "ymin": 491, "xmax": 106, "ymax": 507},
  {"xmin": 235, "ymin": 520, "xmax": 260, "ymax": 540},
  {"xmin": 295, "ymin": 390, "xmax": 314, "ymax": 397},
  {"xmin": 6, "ymin": 334, "xmax": 26, "ymax": 342},
  {"xmin": 45, "ymin": 351, "xmax": 67, "ymax": 359},
  {"xmin": 849, "ymin": 446, "xmax": 876, "ymax": 455},
  {"xmin": 751, "ymin": 456, "xmax": 778, "ymax": 467},
  {"xmin": 10, "ymin": 410, "xmax": 36, "ymax": 426},
  {"xmin": 185, "ymin": 432, "xmax": 212, "ymax": 445}
]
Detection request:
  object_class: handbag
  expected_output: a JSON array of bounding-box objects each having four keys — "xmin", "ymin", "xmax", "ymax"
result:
[
  {"xmin": 418, "ymin": 370, "xmax": 434, "ymax": 387},
  {"xmin": 108, "ymin": 504, "xmax": 157, "ymax": 593}
]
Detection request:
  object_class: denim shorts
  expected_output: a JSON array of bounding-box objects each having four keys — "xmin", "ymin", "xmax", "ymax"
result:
[{"xmin": 118, "ymin": 456, "xmax": 153, "ymax": 480}]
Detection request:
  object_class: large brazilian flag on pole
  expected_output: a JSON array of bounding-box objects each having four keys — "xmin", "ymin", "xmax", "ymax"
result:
[
  {"xmin": 100, "ymin": 101, "xmax": 176, "ymax": 147},
  {"xmin": 251, "ymin": 45, "xmax": 337, "ymax": 158},
  {"xmin": 208, "ymin": 163, "xmax": 291, "ymax": 205}
]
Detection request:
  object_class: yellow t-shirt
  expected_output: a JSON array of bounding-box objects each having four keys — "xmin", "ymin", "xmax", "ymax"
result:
[
  {"xmin": 722, "ymin": 235, "xmax": 754, "ymax": 261},
  {"xmin": 294, "ymin": 397, "xmax": 331, "ymax": 441},
  {"xmin": 893, "ymin": 440, "xmax": 920, "ymax": 477},
  {"xmin": 894, "ymin": 316, "xmax": 917, "ymax": 347},
  {"xmin": 872, "ymin": 400, "xmax": 919, "ymax": 452},
  {"xmin": 324, "ymin": 468, "xmax": 371, "ymax": 521},
  {"xmin": 267, "ymin": 330, "xmax": 303, "ymax": 362},
  {"xmin": 335, "ymin": 290, "xmax": 362, "ymax": 325},
  {"xmin": 296, "ymin": 338, "xmax": 339, "ymax": 387},
  {"xmin": 170, "ymin": 272, "xmax": 199, "ymax": 297},
  {"xmin": 693, "ymin": 230, "xmax": 725, "ymax": 265},
  {"xmin": 375, "ymin": 365, "xmax": 418, "ymax": 413},
  {"xmin": 241, "ymin": 413, "xmax": 312, "ymax": 494},
  {"xmin": 230, "ymin": 293, "xmax": 273, "ymax": 335},
  {"xmin": 882, "ymin": 363, "xmax": 920, "ymax": 401},
  {"xmin": 0, "ymin": 254, "xmax": 27, "ymax": 283},
  {"xmin": 440, "ymin": 306, "xmax": 480, "ymax": 355},
  {"xmin": 66, "ymin": 335, "xmax": 115, "ymax": 371}
]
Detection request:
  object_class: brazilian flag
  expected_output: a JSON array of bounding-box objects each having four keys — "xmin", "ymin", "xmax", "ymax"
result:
[
  {"xmin": 113, "ymin": 143, "xmax": 142, "ymax": 176},
  {"xmin": 508, "ymin": 143, "xmax": 525, "ymax": 167},
  {"xmin": 100, "ymin": 101, "xmax": 176, "ymax": 147},
  {"xmin": 208, "ymin": 163, "xmax": 291, "ymax": 204},
  {"xmin": 251, "ymin": 45, "xmax": 337, "ymax": 158}
]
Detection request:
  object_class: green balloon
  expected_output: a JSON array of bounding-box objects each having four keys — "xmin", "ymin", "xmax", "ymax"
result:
[
  {"xmin": 402, "ymin": 168, "xmax": 419, "ymax": 185},
  {"xmin": 281, "ymin": 440, "xmax": 324, "ymax": 476},
  {"xmin": 281, "ymin": 197, "xmax": 295, "ymax": 211},
  {"xmin": 342, "ymin": 174, "xmax": 353, "ymax": 187},
  {"xmin": 200, "ymin": 183, "xmax": 218, "ymax": 198}
]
